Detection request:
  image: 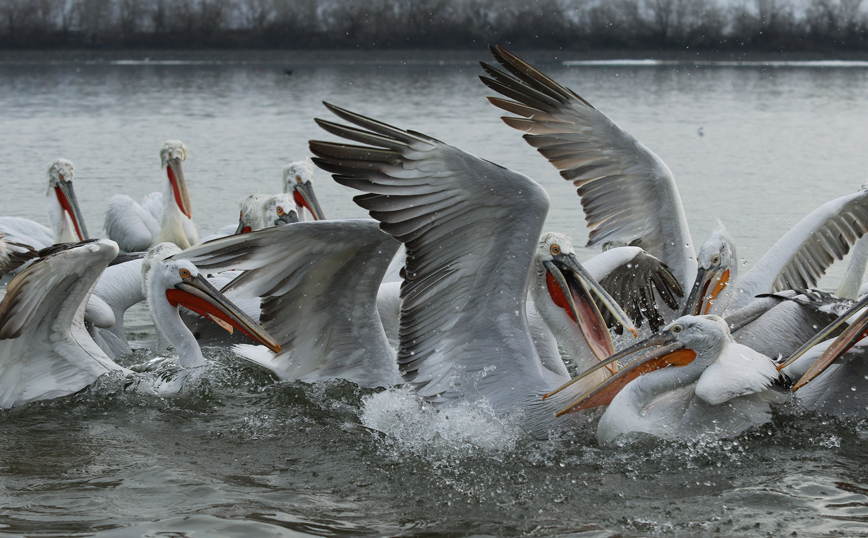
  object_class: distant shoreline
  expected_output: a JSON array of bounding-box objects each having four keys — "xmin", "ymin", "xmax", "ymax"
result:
[{"xmin": 4, "ymin": 48, "xmax": 868, "ymax": 66}]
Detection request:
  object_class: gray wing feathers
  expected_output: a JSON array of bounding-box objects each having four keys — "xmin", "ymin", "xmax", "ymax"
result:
[
  {"xmin": 104, "ymin": 195, "xmax": 159, "ymax": 252},
  {"xmin": 480, "ymin": 46, "xmax": 695, "ymax": 288},
  {"xmin": 0, "ymin": 240, "xmax": 121, "ymax": 408},
  {"xmin": 310, "ymin": 102, "xmax": 550, "ymax": 406}
]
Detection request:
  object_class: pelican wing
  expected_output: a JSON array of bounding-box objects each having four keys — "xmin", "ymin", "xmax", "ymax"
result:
[
  {"xmin": 86, "ymin": 256, "xmax": 147, "ymax": 359},
  {"xmin": 104, "ymin": 194, "xmax": 160, "ymax": 252},
  {"xmin": 177, "ymin": 220, "xmax": 401, "ymax": 388},
  {"xmin": 0, "ymin": 234, "xmax": 38, "ymax": 276},
  {"xmin": 583, "ymin": 246, "xmax": 683, "ymax": 333},
  {"xmin": 732, "ymin": 187, "xmax": 868, "ymax": 310},
  {"xmin": 0, "ymin": 216, "xmax": 54, "ymax": 250},
  {"xmin": 309, "ymin": 102, "xmax": 550, "ymax": 405},
  {"xmin": 480, "ymin": 46, "xmax": 695, "ymax": 289},
  {"xmin": 694, "ymin": 343, "xmax": 780, "ymax": 406},
  {"xmin": 0, "ymin": 239, "xmax": 122, "ymax": 408}
]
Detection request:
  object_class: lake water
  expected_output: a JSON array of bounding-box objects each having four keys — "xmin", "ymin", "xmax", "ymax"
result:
[{"xmin": 1, "ymin": 51, "xmax": 868, "ymax": 537}]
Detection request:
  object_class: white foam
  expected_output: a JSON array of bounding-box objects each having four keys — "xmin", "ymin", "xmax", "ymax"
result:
[{"xmin": 359, "ymin": 386, "xmax": 522, "ymax": 453}]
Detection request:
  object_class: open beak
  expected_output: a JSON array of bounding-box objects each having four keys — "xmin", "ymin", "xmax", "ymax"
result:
[
  {"xmin": 682, "ymin": 266, "xmax": 730, "ymax": 316},
  {"xmin": 777, "ymin": 294, "xmax": 868, "ymax": 376},
  {"xmin": 543, "ymin": 252, "xmax": 637, "ymax": 374},
  {"xmin": 544, "ymin": 331, "xmax": 696, "ymax": 416},
  {"xmin": 165, "ymin": 273, "xmax": 280, "ymax": 353},
  {"xmin": 292, "ymin": 181, "xmax": 326, "ymax": 220},
  {"xmin": 789, "ymin": 299, "xmax": 868, "ymax": 391},
  {"xmin": 166, "ymin": 156, "xmax": 193, "ymax": 218},
  {"xmin": 54, "ymin": 179, "xmax": 89, "ymax": 241}
]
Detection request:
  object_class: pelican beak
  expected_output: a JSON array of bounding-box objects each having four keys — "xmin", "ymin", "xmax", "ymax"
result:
[
  {"xmin": 292, "ymin": 181, "xmax": 326, "ymax": 220},
  {"xmin": 547, "ymin": 331, "xmax": 696, "ymax": 416},
  {"xmin": 682, "ymin": 266, "xmax": 730, "ymax": 316},
  {"xmin": 544, "ymin": 252, "xmax": 637, "ymax": 354},
  {"xmin": 54, "ymin": 178, "xmax": 89, "ymax": 241},
  {"xmin": 166, "ymin": 156, "xmax": 193, "ymax": 219},
  {"xmin": 233, "ymin": 211, "xmax": 252, "ymax": 235},
  {"xmin": 791, "ymin": 301, "xmax": 868, "ymax": 391},
  {"xmin": 778, "ymin": 293, "xmax": 868, "ymax": 375},
  {"xmin": 166, "ymin": 273, "xmax": 280, "ymax": 353}
]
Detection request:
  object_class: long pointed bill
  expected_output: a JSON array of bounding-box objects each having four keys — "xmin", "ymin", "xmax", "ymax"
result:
[
  {"xmin": 544, "ymin": 331, "xmax": 673, "ymax": 402},
  {"xmin": 166, "ymin": 274, "xmax": 280, "ymax": 353},
  {"xmin": 682, "ymin": 267, "xmax": 730, "ymax": 316},
  {"xmin": 293, "ymin": 181, "xmax": 326, "ymax": 220},
  {"xmin": 166, "ymin": 157, "xmax": 193, "ymax": 218},
  {"xmin": 54, "ymin": 180, "xmax": 89, "ymax": 241},
  {"xmin": 556, "ymin": 342, "xmax": 696, "ymax": 416},
  {"xmin": 778, "ymin": 294, "xmax": 868, "ymax": 373},
  {"xmin": 275, "ymin": 210, "xmax": 299, "ymax": 226},
  {"xmin": 792, "ymin": 306, "xmax": 868, "ymax": 391}
]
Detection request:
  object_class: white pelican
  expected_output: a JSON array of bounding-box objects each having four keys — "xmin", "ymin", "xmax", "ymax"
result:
[
  {"xmin": 282, "ymin": 159, "xmax": 327, "ymax": 221},
  {"xmin": 481, "ymin": 47, "xmax": 868, "ymax": 324},
  {"xmin": 178, "ymin": 219, "xmax": 401, "ymax": 387},
  {"xmin": 0, "ymin": 239, "xmax": 279, "ymax": 408},
  {"xmin": 104, "ymin": 141, "xmax": 198, "ymax": 252},
  {"xmin": 550, "ymin": 315, "xmax": 785, "ymax": 445},
  {"xmin": 0, "ymin": 159, "xmax": 90, "ymax": 251},
  {"xmin": 308, "ymin": 103, "xmax": 638, "ymax": 438}
]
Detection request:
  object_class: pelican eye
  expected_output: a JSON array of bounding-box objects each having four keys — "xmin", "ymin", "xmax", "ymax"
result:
[
  {"xmin": 179, "ymin": 268, "xmax": 191, "ymax": 279},
  {"xmin": 670, "ymin": 324, "xmax": 684, "ymax": 335},
  {"xmin": 550, "ymin": 244, "xmax": 561, "ymax": 256},
  {"xmin": 276, "ymin": 206, "xmax": 285, "ymax": 216},
  {"xmin": 711, "ymin": 254, "xmax": 721, "ymax": 266},
  {"xmin": 295, "ymin": 174, "xmax": 302, "ymax": 182}
]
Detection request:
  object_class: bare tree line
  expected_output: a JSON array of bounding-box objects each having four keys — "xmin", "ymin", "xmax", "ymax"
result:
[{"xmin": 1, "ymin": 0, "xmax": 867, "ymax": 51}]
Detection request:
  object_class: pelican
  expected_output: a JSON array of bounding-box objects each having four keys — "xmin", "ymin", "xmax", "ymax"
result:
[
  {"xmin": 550, "ymin": 315, "xmax": 785, "ymax": 445},
  {"xmin": 308, "ymin": 103, "xmax": 640, "ymax": 438},
  {"xmin": 0, "ymin": 239, "xmax": 278, "ymax": 408},
  {"xmin": 0, "ymin": 159, "xmax": 90, "ymax": 252},
  {"xmin": 235, "ymin": 193, "xmax": 298, "ymax": 233},
  {"xmin": 104, "ymin": 141, "xmax": 198, "ymax": 252},
  {"xmin": 282, "ymin": 159, "xmax": 327, "ymax": 221},
  {"xmin": 480, "ymin": 47, "xmax": 868, "ymax": 323},
  {"xmin": 178, "ymin": 219, "xmax": 402, "ymax": 387}
]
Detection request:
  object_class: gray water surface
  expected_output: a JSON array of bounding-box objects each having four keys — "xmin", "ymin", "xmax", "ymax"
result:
[{"xmin": 1, "ymin": 52, "xmax": 868, "ymax": 537}]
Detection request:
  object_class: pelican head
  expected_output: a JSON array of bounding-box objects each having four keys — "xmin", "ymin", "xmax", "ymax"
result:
[
  {"xmin": 159, "ymin": 140, "xmax": 192, "ymax": 219},
  {"xmin": 152, "ymin": 257, "xmax": 280, "ymax": 358},
  {"xmin": 548, "ymin": 315, "xmax": 729, "ymax": 415},
  {"xmin": 282, "ymin": 159, "xmax": 326, "ymax": 221},
  {"xmin": 46, "ymin": 158, "xmax": 89, "ymax": 242},
  {"xmin": 533, "ymin": 233, "xmax": 637, "ymax": 363},
  {"xmin": 682, "ymin": 221, "xmax": 736, "ymax": 316},
  {"xmin": 234, "ymin": 194, "xmax": 267, "ymax": 234},
  {"xmin": 262, "ymin": 193, "xmax": 298, "ymax": 227}
]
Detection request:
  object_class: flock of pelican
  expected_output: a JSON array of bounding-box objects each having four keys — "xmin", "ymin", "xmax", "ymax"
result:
[{"xmin": 1, "ymin": 46, "xmax": 868, "ymax": 445}]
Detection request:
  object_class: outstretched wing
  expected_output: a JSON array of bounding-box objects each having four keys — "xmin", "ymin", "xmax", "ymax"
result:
[
  {"xmin": 732, "ymin": 187, "xmax": 868, "ymax": 310},
  {"xmin": 583, "ymin": 246, "xmax": 683, "ymax": 333},
  {"xmin": 309, "ymin": 102, "xmax": 550, "ymax": 406},
  {"xmin": 480, "ymin": 45, "xmax": 695, "ymax": 290},
  {"xmin": 177, "ymin": 220, "xmax": 401, "ymax": 388},
  {"xmin": 0, "ymin": 234, "xmax": 38, "ymax": 276},
  {"xmin": 0, "ymin": 239, "xmax": 122, "ymax": 408}
]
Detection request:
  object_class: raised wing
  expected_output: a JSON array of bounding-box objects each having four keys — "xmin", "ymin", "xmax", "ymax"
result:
[
  {"xmin": 583, "ymin": 245, "xmax": 683, "ymax": 333},
  {"xmin": 309, "ymin": 102, "xmax": 551, "ymax": 406},
  {"xmin": 177, "ymin": 220, "xmax": 401, "ymax": 388},
  {"xmin": 0, "ymin": 234, "xmax": 38, "ymax": 276},
  {"xmin": 731, "ymin": 187, "xmax": 868, "ymax": 310},
  {"xmin": 480, "ymin": 45, "xmax": 695, "ymax": 290},
  {"xmin": 0, "ymin": 239, "xmax": 122, "ymax": 408}
]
